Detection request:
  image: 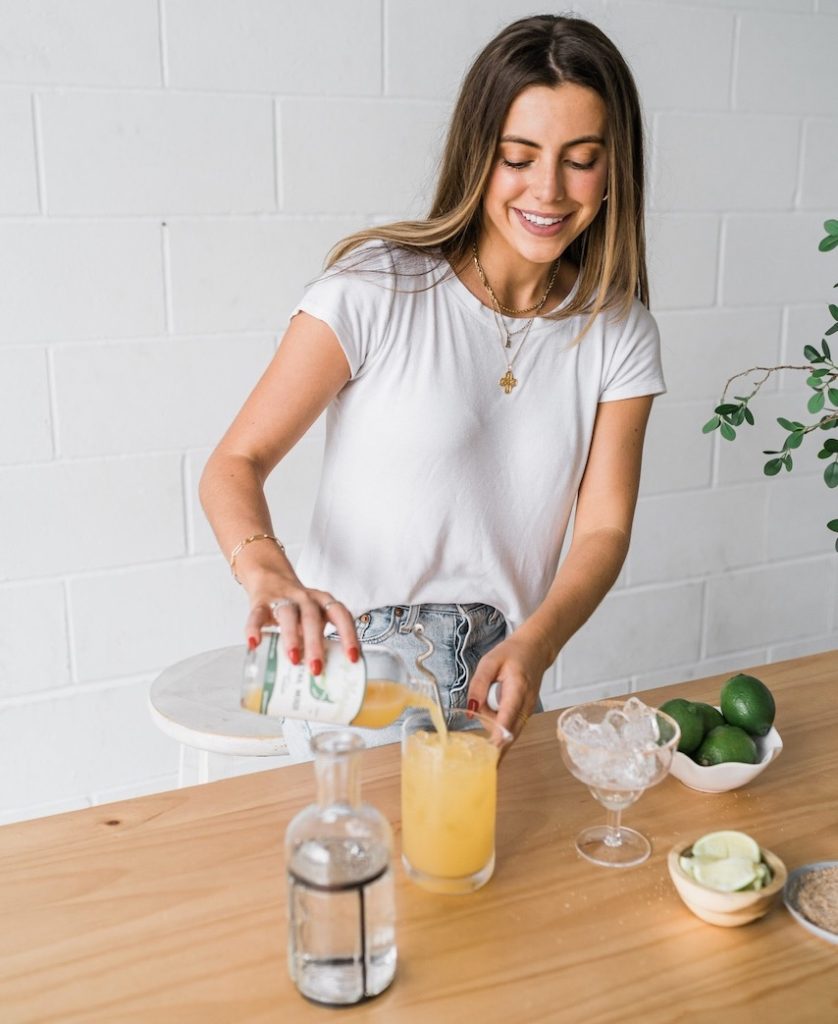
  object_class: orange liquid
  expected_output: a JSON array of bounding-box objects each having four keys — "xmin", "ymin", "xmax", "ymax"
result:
[{"xmin": 351, "ymin": 679, "xmax": 447, "ymax": 734}]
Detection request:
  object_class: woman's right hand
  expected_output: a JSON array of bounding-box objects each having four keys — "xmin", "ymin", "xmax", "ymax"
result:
[{"xmin": 245, "ymin": 578, "xmax": 360, "ymax": 676}]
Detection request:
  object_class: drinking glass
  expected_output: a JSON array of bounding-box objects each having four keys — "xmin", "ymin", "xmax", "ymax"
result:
[
  {"xmin": 556, "ymin": 698, "xmax": 680, "ymax": 868},
  {"xmin": 401, "ymin": 708, "xmax": 512, "ymax": 894}
]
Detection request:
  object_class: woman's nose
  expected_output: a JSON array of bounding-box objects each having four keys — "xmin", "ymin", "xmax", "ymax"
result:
[{"xmin": 532, "ymin": 166, "xmax": 565, "ymax": 205}]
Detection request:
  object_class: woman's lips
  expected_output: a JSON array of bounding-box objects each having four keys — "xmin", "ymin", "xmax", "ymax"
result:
[{"xmin": 513, "ymin": 208, "xmax": 571, "ymax": 237}]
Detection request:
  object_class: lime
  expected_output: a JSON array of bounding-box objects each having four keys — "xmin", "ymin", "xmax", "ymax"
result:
[
  {"xmin": 692, "ymin": 830, "xmax": 761, "ymax": 862},
  {"xmin": 692, "ymin": 855, "xmax": 758, "ymax": 892},
  {"xmin": 720, "ymin": 673, "xmax": 776, "ymax": 737},
  {"xmin": 693, "ymin": 702, "xmax": 724, "ymax": 733},
  {"xmin": 659, "ymin": 698, "xmax": 705, "ymax": 753},
  {"xmin": 694, "ymin": 725, "xmax": 758, "ymax": 766}
]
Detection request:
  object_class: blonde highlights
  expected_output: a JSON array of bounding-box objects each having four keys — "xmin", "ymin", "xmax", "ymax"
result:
[{"xmin": 326, "ymin": 15, "xmax": 648, "ymax": 329}]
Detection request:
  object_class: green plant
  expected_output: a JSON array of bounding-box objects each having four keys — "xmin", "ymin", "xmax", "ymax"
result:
[{"xmin": 703, "ymin": 219, "xmax": 838, "ymax": 550}]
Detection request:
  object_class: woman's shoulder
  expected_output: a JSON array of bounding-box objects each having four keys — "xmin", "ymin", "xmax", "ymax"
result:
[{"xmin": 327, "ymin": 239, "xmax": 448, "ymax": 286}]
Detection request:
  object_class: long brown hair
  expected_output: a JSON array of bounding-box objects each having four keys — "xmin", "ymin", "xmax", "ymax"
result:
[{"xmin": 325, "ymin": 14, "xmax": 648, "ymax": 327}]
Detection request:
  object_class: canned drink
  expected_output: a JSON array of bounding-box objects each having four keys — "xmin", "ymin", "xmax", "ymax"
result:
[{"xmin": 242, "ymin": 627, "xmax": 367, "ymax": 725}]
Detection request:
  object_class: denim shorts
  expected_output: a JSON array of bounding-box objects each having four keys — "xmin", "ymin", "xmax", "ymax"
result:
[{"xmin": 280, "ymin": 602, "xmax": 508, "ymax": 760}]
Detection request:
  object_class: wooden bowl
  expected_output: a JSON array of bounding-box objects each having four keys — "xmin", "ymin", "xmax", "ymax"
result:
[{"xmin": 667, "ymin": 840, "xmax": 787, "ymax": 927}]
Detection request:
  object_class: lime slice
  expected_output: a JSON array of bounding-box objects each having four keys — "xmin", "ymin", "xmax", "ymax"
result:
[
  {"xmin": 679, "ymin": 855, "xmax": 695, "ymax": 877},
  {"xmin": 692, "ymin": 830, "xmax": 760, "ymax": 863},
  {"xmin": 693, "ymin": 856, "xmax": 758, "ymax": 892}
]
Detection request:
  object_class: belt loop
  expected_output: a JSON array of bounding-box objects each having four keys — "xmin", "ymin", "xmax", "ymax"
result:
[{"xmin": 400, "ymin": 604, "xmax": 421, "ymax": 633}]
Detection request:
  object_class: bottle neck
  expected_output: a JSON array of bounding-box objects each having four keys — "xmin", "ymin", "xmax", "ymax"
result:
[{"xmin": 312, "ymin": 731, "xmax": 364, "ymax": 808}]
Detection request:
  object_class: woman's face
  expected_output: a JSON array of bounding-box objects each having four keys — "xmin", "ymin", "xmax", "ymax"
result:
[{"xmin": 481, "ymin": 82, "xmax": 609, "ymax": 270}]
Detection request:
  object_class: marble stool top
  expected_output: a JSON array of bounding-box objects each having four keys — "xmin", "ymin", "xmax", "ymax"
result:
[{"xmin": 149, "ymin": 645, "xmax": 288, "ymax": 756}]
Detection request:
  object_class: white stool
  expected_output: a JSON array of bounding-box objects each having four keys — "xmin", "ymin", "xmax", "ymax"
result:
[{"xmin": 149, "ymin": 645, "xmax": 288, "ymax": 787}]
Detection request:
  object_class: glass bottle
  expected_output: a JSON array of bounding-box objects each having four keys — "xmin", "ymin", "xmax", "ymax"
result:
[{"xmin": 286, "ymin": 730, "xmax": 397, "ymax": 1005}]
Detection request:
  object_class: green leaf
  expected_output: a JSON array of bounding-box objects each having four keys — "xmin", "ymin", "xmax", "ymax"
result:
[
  {"xmin": 825, "ymin": 339, "xmax": 834, "ymax": 360},
  {"xmin": 764, "ymin": 458, "xmax": 783, "ymax": 476},
  {"xmin": 804, "ymin": 344, "xmax": 823, "ymax": 362},
  {"xmin": 744, "ymin": 406, "xmax": 755, "ymax": 426},
  {"xmin": 829, "ymin": 388, "xmax": 838, "ymax": 406},
  {"xmin": 702, "ymin": 416, "xmax": 720, "ymax": 434},
  {"xmin": 784, "ymin": 431, "xmax": 804, "ymax": 450},
  {"xmin": 824, "ymin": 438, "xmax": 838, "ymax": 453},
  {"xmin": 826, "ymin": 220, "xmax": 838, "ymax": 236},
  {"xmin": 784, "ymin": 454, "xmax": 793, "ymax": 471},
  {"xmin": 827, "ymin": 519, "xmax": 838, "ymax": 533},
  {"xmin": 720, "ymin": 421, "xmax": 736, "ymax": 441},
  {"xmin": 821, "ymin": 235, "xmax": 838, "ymax": 253},
  {"xmin": 811, "ymin": 368, "xmax": 831, "ymax": 377},
  {"xmin": 808, "ymin": 375, "xmax": 825, "ymax": 388},
  {"xmin": 809, "ymin": 391, "xmax": 826, "ymax": 414},
  {"xmin": 818, "ymin": 448, "xmax": 833, "ymax": 459},
  {"xmin": 821, "ymin": 417, "xmax": 838, "ymax": 430},
  {"xmin": 825, "ymin": 462, "xmax": 838, "ymax": 489},
  {"xmin": 777, "ymin": 417, "xmax": 798, "ymax": 431},
  {"xmin": 830, "ymin": 305, "xmax": 838, "ymax": 322},
  {"xmin": 827, "ymin": 322, "xmax": 838, "ymax": 337},
  {"xmin": 733, "ymin": 407, "xmax": 746, "ymax": 426},
  {"xmin": 715, "ymin": 403, "xmax": 740, "ymax": 416}
]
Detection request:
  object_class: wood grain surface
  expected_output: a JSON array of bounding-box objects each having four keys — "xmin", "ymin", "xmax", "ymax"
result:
[{"xmin": 1, "ymin": 652, "xmax": 837, "ymax": 1023}]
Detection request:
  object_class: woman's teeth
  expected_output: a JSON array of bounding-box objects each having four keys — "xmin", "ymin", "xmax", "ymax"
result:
[{"xmin": 520, "ymin": 211, "xmax": 564, "ymax": 226}]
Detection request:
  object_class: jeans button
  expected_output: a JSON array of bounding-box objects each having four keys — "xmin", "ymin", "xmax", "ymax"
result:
[{"xmin": 394, "ymin": 607, "xmax": 404, "ymax": 618}]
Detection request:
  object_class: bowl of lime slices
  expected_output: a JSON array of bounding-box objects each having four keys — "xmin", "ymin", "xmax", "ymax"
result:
[
  {"xmin": 661, "ymin": 674, "xmax": 782, "ymax": 793},
  {"xmin": 668, "ymin": 830, "xmax": 787, "ymax": 926}
]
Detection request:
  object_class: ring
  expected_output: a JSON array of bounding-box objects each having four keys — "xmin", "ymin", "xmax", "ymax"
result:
[{"xmin": 270, "ymin": 599, "xmax": 296, "ymax": 615}]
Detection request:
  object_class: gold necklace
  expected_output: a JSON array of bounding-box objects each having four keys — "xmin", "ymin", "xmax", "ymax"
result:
[
  {"xmin": 472, "ymin": 244, "xmax": 560, "ymax": 394},
  {"xmin": 471, "ymin": 242, "xmax": 559, "ymax": 315}
]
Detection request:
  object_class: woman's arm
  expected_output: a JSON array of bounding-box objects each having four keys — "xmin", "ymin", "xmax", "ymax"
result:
[
  {"xmin": 468, "ymin": 393, "xmax": 655, "ymax": 737},
  {"xmin": 199, "ymin": 311, "xmax": 358, "ymax": 670}
]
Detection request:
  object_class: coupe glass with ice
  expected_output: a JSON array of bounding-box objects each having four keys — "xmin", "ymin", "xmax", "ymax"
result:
[{"xmin": 556, "ymin": 698, "xmax": 680, "ymax": 868}]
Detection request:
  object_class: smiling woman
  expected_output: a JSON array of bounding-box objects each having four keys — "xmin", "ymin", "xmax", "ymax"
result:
[{"xmin": 199, "ymin": 14, "xmax": 663, "ymax": 751}]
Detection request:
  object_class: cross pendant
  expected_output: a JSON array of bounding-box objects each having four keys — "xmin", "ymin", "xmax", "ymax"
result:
[{"xmin": 499, "ymin": 368, "xmax": 518, "ymax": 395}]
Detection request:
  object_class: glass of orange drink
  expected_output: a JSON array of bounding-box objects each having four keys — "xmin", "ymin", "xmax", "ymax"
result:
[{"xmin": 401, "ymin": 708, "xmax": 512, "ymax": 894}]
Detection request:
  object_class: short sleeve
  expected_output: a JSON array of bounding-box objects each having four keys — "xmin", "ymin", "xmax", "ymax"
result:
[
  {"xmin": 288, "ymin": 244, "xmax": 395, "ymax": 379},
  {"xmin": 599, "ymin": 300, "xmax": 666, "ymax": 402}
]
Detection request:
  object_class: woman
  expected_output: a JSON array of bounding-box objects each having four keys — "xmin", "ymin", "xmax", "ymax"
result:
[{"xmin": 200, "ymin": 14, "xmax": 664, "ymax": 749}]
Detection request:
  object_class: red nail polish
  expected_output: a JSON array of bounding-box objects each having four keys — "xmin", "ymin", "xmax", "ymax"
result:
[
  {"xmin": 467, "ymin": 698, "xmax": 479, "ymax": 713},
  {"xmin": 311, "ymin": 658, "xmax": 323, "ymax": 676},
  {"xmin": 247, "ymin": 636, "xmax": 258, "ymax": 651},
  {"xmin": 348, "ymin": 647, "xmax": 359, "ymax": 664},
  {"xmin": 289, "ymin": 647, "xmax": 301, "ymax": 665}
]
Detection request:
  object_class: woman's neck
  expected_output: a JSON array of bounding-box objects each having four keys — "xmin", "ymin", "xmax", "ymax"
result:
[{"xmin": 455, "ymin": 236, "xmax": 566, "ymax": 317}]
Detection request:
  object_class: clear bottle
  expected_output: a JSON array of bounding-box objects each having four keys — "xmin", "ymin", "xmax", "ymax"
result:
[{"xmin": 286, "ymin": 730, "xmax": 396, "ymax": 1005}]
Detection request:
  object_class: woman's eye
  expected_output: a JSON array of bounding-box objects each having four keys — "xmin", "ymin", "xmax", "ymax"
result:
[
  {"xmin": 568, "ymin": 159, "xmax": 597, "ymax": 171},
  {"xmin": 501, "ymin": 158, "xmax": 530, "ymax": 170}
]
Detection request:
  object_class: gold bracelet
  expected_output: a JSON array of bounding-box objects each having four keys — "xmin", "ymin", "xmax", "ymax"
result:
[{"xmin": 229, "ymin": 533, "xmax": 284, "ymax": 584}]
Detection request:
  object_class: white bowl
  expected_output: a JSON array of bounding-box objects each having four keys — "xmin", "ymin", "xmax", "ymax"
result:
[{"xmin": 668, "ymin": 716, "xmax": 783, "ymax": 793}]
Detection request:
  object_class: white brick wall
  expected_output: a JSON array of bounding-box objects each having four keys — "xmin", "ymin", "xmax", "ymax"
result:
[{"xmin": 1, "ymin": 1, "xmax": 836, "ymax": 823}]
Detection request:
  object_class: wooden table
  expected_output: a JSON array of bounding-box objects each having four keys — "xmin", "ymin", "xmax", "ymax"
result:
[{"xmin": 2, "ymin": 652, "xmax": 837, "ymax": 1023}]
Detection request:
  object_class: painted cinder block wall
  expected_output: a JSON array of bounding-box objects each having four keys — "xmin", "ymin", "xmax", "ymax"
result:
[{"xmin": 1, "ymin": 0, "xmax": 836, "ymax": 823}]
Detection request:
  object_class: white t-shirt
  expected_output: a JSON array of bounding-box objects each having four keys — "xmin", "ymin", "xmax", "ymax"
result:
[{"xmin": 288, "ymin": 244, "xmax": 665, "ymax": 631}]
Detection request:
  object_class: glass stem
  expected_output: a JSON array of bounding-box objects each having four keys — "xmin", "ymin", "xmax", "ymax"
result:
[{"xmin": 604, "ymin": 807, "xmax": 622, "ymax": 847}]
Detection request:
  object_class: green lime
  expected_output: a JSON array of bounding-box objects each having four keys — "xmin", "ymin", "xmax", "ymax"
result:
[
  {"xmin": 720, "ymin": 673, "xmax": 776, "ymax": 737},
  {"xmin": 693, "ymin": 702, "xmax": 725, "ymax": 734},
  {"xmin": 692, "ymin": 830, "xmax": 760, "ymax": 862},
  {"xmin": 659, "ymin": 698, "xmax": 705, "ymax": 754},
  {"xmin": 694, "ymin": 725, "xmax": 758, "ymax": 766},
  {"xmin": 692, "ymin": 856, "xmax": 758, "ymax": 893}
]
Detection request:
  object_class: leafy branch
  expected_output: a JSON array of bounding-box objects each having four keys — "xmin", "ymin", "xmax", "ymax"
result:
[{"xmin": 703, "ymin": 219, "xmax": 838, "ymax": 551}]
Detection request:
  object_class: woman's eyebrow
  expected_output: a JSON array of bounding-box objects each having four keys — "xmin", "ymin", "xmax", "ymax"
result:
[{"xmin": 500, "ymin": 133, "xmax": 605, "ymax": 149}]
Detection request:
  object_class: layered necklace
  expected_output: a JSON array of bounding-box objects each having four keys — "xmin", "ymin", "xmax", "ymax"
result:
[{"xmin": 471, "ymin": 243, "xmax": 560, "ymax": 395}]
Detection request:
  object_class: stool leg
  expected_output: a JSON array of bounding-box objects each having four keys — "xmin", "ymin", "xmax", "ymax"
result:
[
  {"xmin": 178, "ymin": 744, "xmax": 187, "ymax": 788},
  {"xmin": 198, "ymin": 749, "xmax": 210, "ymax": 785}
]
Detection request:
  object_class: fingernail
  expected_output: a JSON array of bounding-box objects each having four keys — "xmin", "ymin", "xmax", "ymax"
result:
[
  {"xmin": 310, "ymin": 658, "xmax": 323, "ymax": 676},
  {"xmin": 247, "ymin": 636, "xmax": 258, "ymax": 651},
  {"xmin": 467, "ymin": 698, "xmax": 479, "ymax": 713},
  {"xmin": 348, "ymin": 647, "xmax": 359, "ymax": 664},
  {"xmin": 289, "ymin": 647, "xmax": 301, "ymax": 665}
]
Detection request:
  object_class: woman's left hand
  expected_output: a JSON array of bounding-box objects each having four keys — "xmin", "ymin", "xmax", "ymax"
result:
[{"xmin": 467, "ymin": 633, "xmax": 550, "ymax": 742}]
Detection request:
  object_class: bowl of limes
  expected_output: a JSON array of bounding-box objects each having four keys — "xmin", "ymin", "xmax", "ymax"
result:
[
  {"xmin": 668, "ymin": 830, "xmax": 787, "ymax": 926},
  {"xmin": 661, "ymin": 674, "xmax": 782, "ymax": 793}
]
